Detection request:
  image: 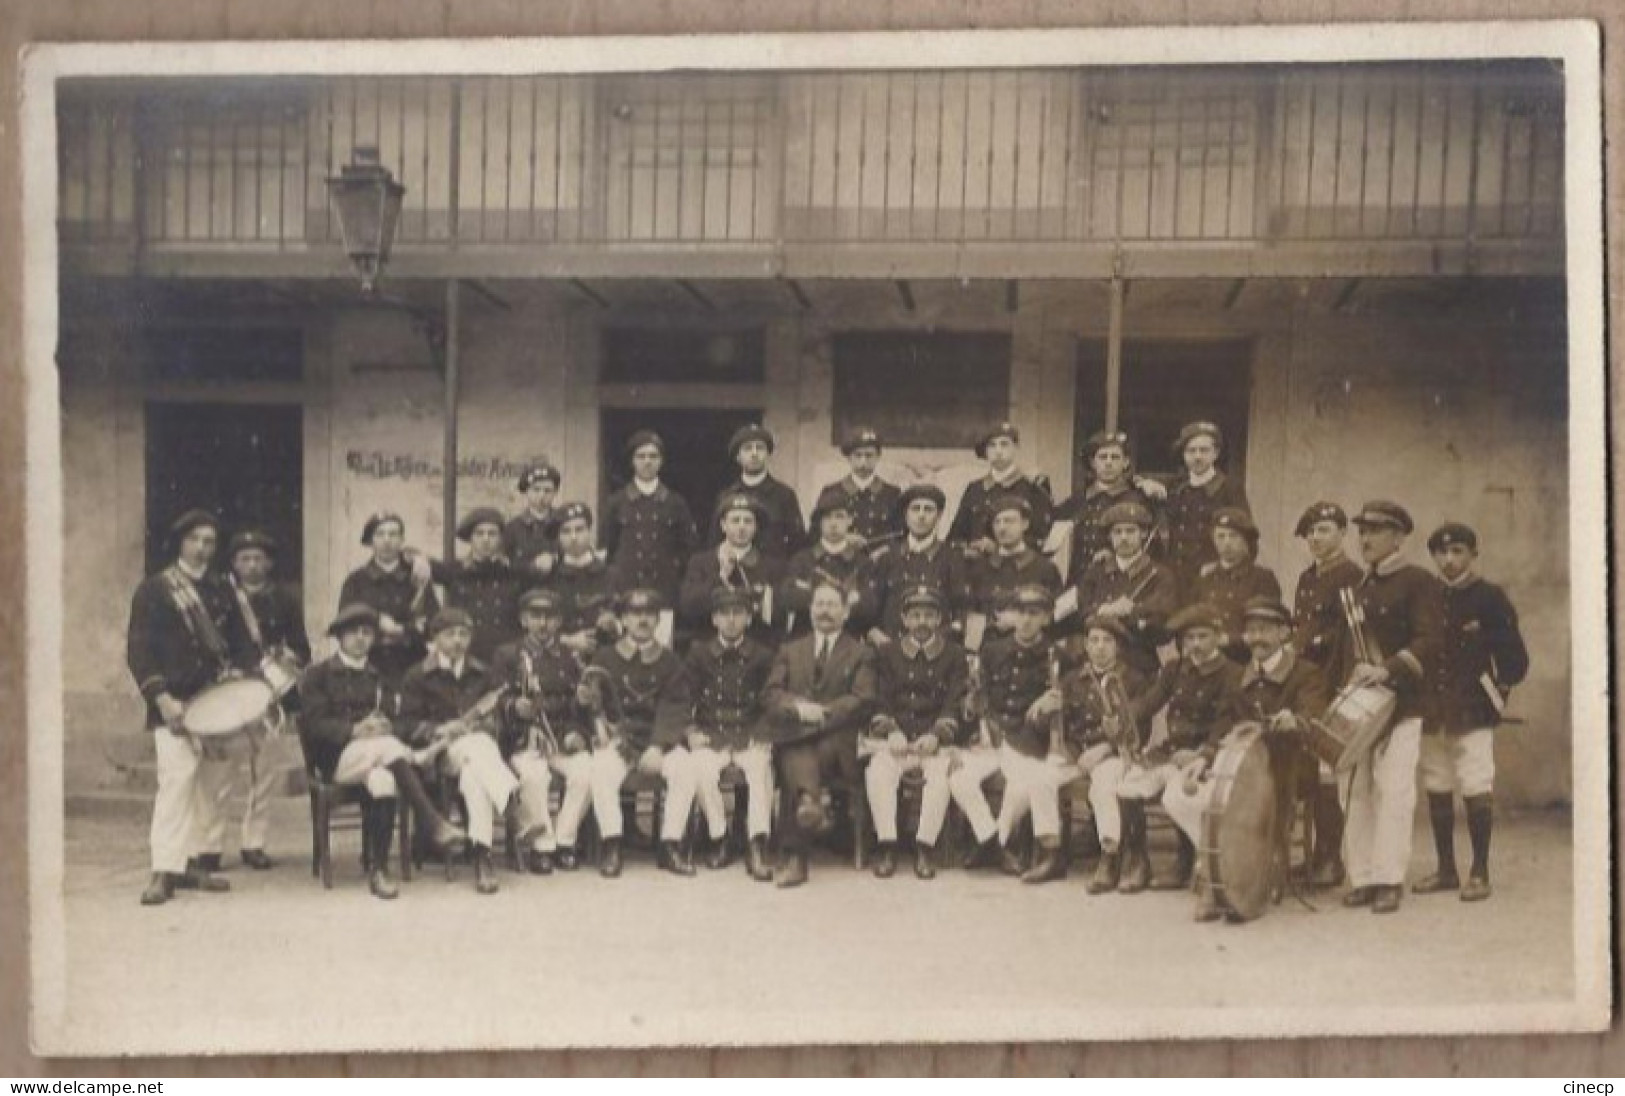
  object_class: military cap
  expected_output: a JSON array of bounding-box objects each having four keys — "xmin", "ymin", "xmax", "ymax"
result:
[
  {"xmin": 428, "ymin": 607, "xmax": 474, "ymax": 636},
  {"xmin": 840, "ymin": 427, "xmax": 884, "ymax": 456},
  {"xmin": 810, "ymin": 492, "xmax": 855, "ymax": 528},
  {"xmin": 227, "ymin": 529, "xmax": 277, "ymax": 559},
  {"xmin": 553, "ymin": 501, "xmax": 593, "ymax": 529},
  {"xmin": 973, "ymin": 421, "xmax": 1021, "ymax": 459},
  {"xmin": 624, "ymin": 430, "xmax": 665, "ymax": 460},
  {"xmin": 455, "ymin": 507, "xmax": 507, "ymax": 542},
  {"xmin": 1168, "ymin": 602, "xmax": 1225, "ymax": 635},
  {"xmin": 988, "ymin": 493, "xmax": 1033, "ymax": 522},
  {"xmin": 360, "ymin": 510, "xmax": 405, "ymax": 546},
  {"xmin": 1427, "ymin": 522, "xmax": 1478, "ymax": 554},
  {"xmin": 1241, "ymin": 597, "xmax": 1293, "ymax": 626},
  {"xmin": 1083, "ymin": 613, "xmax": 1132, "ymax": 646},
  {"xmin": 897, "ymin": 483, "xmax": 947, "ymax": 513},
  {"xmin": 1173, "ymin": 420, "xmax": 1224, "ymax": 456},
  {"xmin": 618, "ymin": 588, "xmax": 667, "ymax": 615},
  {"xmin": 899, "ymin": 584, "xmax": 947, "ymax": 613},
  {"xmin": 519, "ymin": 588, "xmax": 565, "ymax": 615},
  {"xmin": 1080, "ymin": 428, "xmax": 1132, "ymax": 461},
  {"xmin": 1010, "ymin": 584, "xmax": 1055, "ymax": 612},
  {"xmin": 168, "ymin": 508, "xmax": 221, "ymax": 545},
  {"xmin": 517, "ymin": 463, "xmax": 562, "ymax": 492},
  {"xmin": 727, "ymin": 423, "xmax": 776, "ymax": 460},
  {"xmin": 1098, "ymin": 500, "xmax": 1155, "ymax": 530},
  {"xmin": 1212, "ymin": 507, "xmax": 1259, "ymax": 542},
  {"xmin": 709, "ymin": 586, "xmax": 755, "ymax": 613},
  {"xmin": 1351, "ymin": 500, "xmax": 1414, "ymax": 535},
  {"xmin": 327, "ymin": 602, "xmax": 380, "ymax": 638},
  {"xmin": 714, "ymin": 492, "xmax": 769, "ymax": 528},
  {"xmin": 1294, "ymin": 501, "xmax": 1348, "ymax": 538}
]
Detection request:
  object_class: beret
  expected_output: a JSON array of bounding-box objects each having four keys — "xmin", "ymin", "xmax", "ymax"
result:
[
  {"xmin": 1083, "ymin": 613, "xmax": 1132, "ymax": 646},
  {"xmin": 973, "ymin": 421, "xmax": 1021, "ymax": 459},
  {"xmin": 727, "ymin": 423, "xmax": 776, "ymax": 459},
  {"xmin": 360, "ymin": 510, "xmax": 405, "ymax": 546},
  {"xmin": 1427, "ymin": 522, "xmax": 1478, "ymax": 553},
  {"xmin": 168, "ymin": 508, "xmax": 221, "ymax": 545},
  {"xmin": 1173, "ymin": 420, "xmax": 1224, "ymax": 456},
  {"xmin": 714, "ymin": 492, "xmax": 769, "ymax": 527},
  {"xmin": 429, "ymin": 607, "xmax": 474, "ymax": 635},
  {"xmin": 1351, "ymin": 500, "xmax": 1414, "ymax": 535},
  {"xmin": 1241, "ymin": 597, "xmax": 1293, "ymax": 626},
  {"xmin": 455, "ymin": 507, "xmax": 506, "ymax": 542},
  {"xmin": 987, "ymin": 493, "xmax": 1033, "ymax": 521},
  {"xmin": 1080, "ymin": 429, "xmax": 1132, "ymax": 461},
  {"xmin": 519, "ymin": 588, "xmax": 564, "ymax": 615},
  {"xmin": 618, "ymin": 588, "xmax": 667, "ymax": 614},
  {"xmin": 327, "ymin": 602, "xmax": 380, "ymax": 637},
  {"xmin": 518, "ymin": 464, "xmax": 562, "ymax": 492},
  {"xmin": 554, "ymin": 501, "xmax": 593, "ymax": 529},
  {"xmin": 897, "ymin": 483, "xmax": 947, "ymax": 512},
  {"xmin": 810, "ymin": 490, "xmax": 855, "ymax": 528},
  {"xmin": 841, "ymin": 427, "xmax": 883, "ymax": 455},
  {"xmin": 1212, "ymin": 507, "xmax": 1259, "ymax": 540},
  {"xmin": 1168, "ymin": 602, "xmax": 1225, "ymax": 635},
  {"xmin": 1294, "ymin": 501, "xmax": 1348, "ymax": 538},
  {"xmin": 1098, "ymin": 500, "xmax": 1154, "ymax": 530},
  {"xmin": 227, "ymin": 529, "xmax": 277, "ymax": 559},
  {"xmin": 624, "ymin": 431, "xmax": 665, "ymax": 460}
]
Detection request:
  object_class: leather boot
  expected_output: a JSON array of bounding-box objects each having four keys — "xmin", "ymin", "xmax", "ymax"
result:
[
  {"xmin": 1021, "ymin": 838, "xmax": 1066, "ymax": 884},
  {"xmin": 367, "ymin": 800, "xmax": 400, "ymax": 900},
  {"xmin": 872, "ymin": 841, "xmax": 898, "ymax": 879},
  {"xmin": 241, "ymin": 849, "xmax": 274, "ymax": 870},
  {"xmin": 746, "ymin": 836, "xmax": 773, "ymax": 882},
  {"xmin": 554, "ymin": 846, "xmax": 580, "ymax": 871},
  {"xmin": 705, "ymin": 834, "xmax": 735, "ymax": 871},
  {"xmin": 1462, "ymin": 794, "xmax": 1494, "ymax": 902},
  {"xmin": 1117, "ymin": 799, "xmax": 1150, "ymax": 894},
  {"xmin": 1372, "ymin": 883, "xmax": 1403, "ymax": 914},
  {"xmin": 1151, "ymin": 833, "xmax": 1196, "ymax": 891},
  {"xmin": 175, "ymin": 859, "xmax": 230, "ymax": 892},
  {"xmin": 998, "ymin": 842, "xmax": 1026, "ymax": 877},
  {"xmin": 1088, "ymin": 848, "xmax": 1121, "ymax": 895},
  {"xmin": 473, "ymin": 845, "xmax": 499, "ymax": 895},
  {"xmin": 1413, "ymin": 792, "xmax": 1461, "ymax": 894},
  {"xmin": 1310, "ymin": 785, "xmax": 1346, "ymax": 888},
  {"xmin": 195, "ymin": 853, "xmax": 223, "ymax": 874},
  {"xmin": 528, "ymin": 849, "xmax": 555, "ymax": 875},
  {"xmin": 775, "ymin": 848, "xmax": 809, "ymax": 888},
  {"xmin": 599, "ymin": 836, "xmax": 624, "ymax": 878},
  {"xmin": 140, "ymin": 872, "xmax": 174, "ymax": 906},
  {"xmin": 915, "ymin": 843, "xmax": 938, "ymax": 880},
  {"xmin": 388, "ymin": 759, "xmax": 468, "ymax": 858},
  {"xmin": 961, "ymin": 837, "xmax": 1001, "ymax": 870},
  {"xmin": 658, "ymin": 840, "xmax": 697, "ymax": 877},
  {"xmin": 1342, "ymin": 885, "xmax": 1377, "ymax": 907}
]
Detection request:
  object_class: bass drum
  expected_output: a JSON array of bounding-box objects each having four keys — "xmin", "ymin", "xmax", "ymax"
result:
[{"xmin": 1199, "ymin": 724, "xmax": 1278, "ymax": 922}]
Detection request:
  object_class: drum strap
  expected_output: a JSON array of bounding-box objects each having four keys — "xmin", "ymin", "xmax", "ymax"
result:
[
  {"xmin": 229, "ymin": 576, "xmax": 268, "ymax": 656},
  {"xmin": 163, "ymin": 567, "xmax": 232, "ymax": 673}
]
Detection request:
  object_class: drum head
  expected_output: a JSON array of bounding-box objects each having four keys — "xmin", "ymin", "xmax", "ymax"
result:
[
  {"xmin": 183, "ymin": 679, "xmax": 274, "ymax": 737},
  {"xmin": 1207, "ymin": 737, "xmax": 1277, "ymax": 922}
]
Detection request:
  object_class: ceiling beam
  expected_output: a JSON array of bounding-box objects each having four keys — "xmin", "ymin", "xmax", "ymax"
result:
[
  {"xmin": 675, "ymin": 279, "xmax": 719, "ymax": 313},
  {"xmin": 1222, "ymin": 277, "xmax": 1248, "ymax": 310},
  {"xmin": 568, "ymin": 278, "xmax": 612, "ymax": 309},
  {"xmin": 894, "ymin": 279, "xmax": 915, "ymax": 312},
  {"xmin": 778, "ymin": 276, "xmax": 813, "ymax": 312},
  {"xmin": 1331, "ymin": 277, "xmax": 1363, "ymax": 313},
  {"xmin": 464, "ymin": 278, "xmax": 512, "ymax": 312}
]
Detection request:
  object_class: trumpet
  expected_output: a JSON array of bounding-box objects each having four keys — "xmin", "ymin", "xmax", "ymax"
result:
[
  {"xmin": 964, "ymin": 653, "xmax": 994, "ymax": 749},
  {"xmin": 414, "ymin": 684, "xmax": 511, "ymax": 767},
  {"xmin": 517, "ymin": 649, "xmax": 563, "ymax": 757}
]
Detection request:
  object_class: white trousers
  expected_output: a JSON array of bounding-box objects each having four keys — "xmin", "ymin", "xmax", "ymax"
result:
[
  {"xmin": 332, "ymin": 733, "xmax": 414, "ymax": 798},
  {"xmin": 996, "ymin": 744, "xmax": 1081, "ymax": 843},
  {"xmin": 441, "ymin": 734, "xmax": 520, "ymax": 849},
  {"xmin": 150, "ymin": 728, "xmax": 229, "ymax": 875},
  {"xmin": 865, "ymin": 751, "xmax": 953, "ymax": 845},
  {"xmin": 1088, "ymin": 756, "xmax": 1126, "ymax": 845},
  {"xmin": 1343, "ymin": 716, "xmax": 1422, "ymax": 887},
  {"xmin": 1161, "ymin": 763, "xmax": 1215, "ymax": 845},
  {"xmin": 690, "ymin": 744, "xmax": 775, "ymax": 840},
  {"xmin": 508, "ymin": 749, "xmax": 558, "ymax": 852},
  {"xmin": 550, "ymin": 750, "xmax": 597, "ymax": 849},
  {"xmin": 945, "ymin": 745, "xmax": 1003, "ymax": 844},
  {"xmin": 197, "ymin": 722, "xmax": 303, "ymax": 854},
  {"xmin": 590, "ymin": 746, "xmax": 698, "ymax": 842},
  {"xmin": 1419, "ymin": 728, "xmax": 1495, "ymax": 797}
]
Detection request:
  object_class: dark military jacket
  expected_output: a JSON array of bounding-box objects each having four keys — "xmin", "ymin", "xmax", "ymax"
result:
[
  {"xmin": 684, "ymin": 635, "xmax": 776, "ymax": 751},
  {"xmin": 504, "ymin": 507, "xmax": 560, "ymax": 573},
  {"xmin": 396, "ymin": 655, "xmax": 497, "ymax": 749},
  {"xmin": 678, "ymin": 544, "xmax": 788, "ymax": 646},
  {"xmin": 1054, "ymin": 480, "xmax": 1158, "ymax": 582},
  {"xmin": 1058, "ymin": 661, "xmax": 1149, "ymax": 757},
  {"xmin": 1292, "ymin": 552, "xmax": 1363, "ymax": 680},
  {"xmin": 234, "ymin": 580, "xmax": 312, "ymax": 666},
  {"xmin": 1426, "ymin": 574, "xmax": 1529, "ymax": 735},
  {"xmin": 814, "ymin": 475, "xmax": 904, "ymax": 545},
  {"xmin": 966, "ymin": 547, "xmax": 1062, "ymax": 636},
  {"xmin": 873, "ymin": 633, "xmax": 969, "ymax": 743},
  {"xmin": 1164, "ymin": 472, "xmax": 1251, "ymax": 601},
  {"xmin": 547, "ymin": 553, "xmax": 620, "ymax": 649},
  {"xmin": 588, "ymin": 639, "xmax": 692, "ymax": 755},
  {"xmin": 780, "ymin": 539, "xmax": 879, "ymax": 638},
  {"xmin": 871, "ymin": 537, "xmax": 971, "ymax": 637},
  {"xmin": 1194, "ymin": 558, "xmax": 1283, "ymax": 663},
  {"xmin": 299, "ymin": 654, "xmax": 392, "ymax": 778},
  {"xmin": 1066, "ymin": 552, "xmax": 1176, "ymax": 677},
  {"xmin": 1236, "ymin": 646, "xmax": 1331, "ymax": 728},
  {"xmin": 126, "ymin": 565, "xmax": 249, "ymax": 728},
  {"xmin": 490, "ymin": 634, "xmax": 589, "ymax": 756},
  {"xmin": 1352, "ymin": 553, "xmax": 1446, "ymax": 722},
  {"xmin": 978, "ymin": 634, "xmax": 1056, "ymax": 759},
  {"xmin": 949, "ymin": 471, "xmax": 1054, "ymax": 551},
  {"xmin": 710, "ymin": 474, "xmax": 807, "ymax": 561},
  {"xmin": 428, "ymin": 555, "xmax": 544, "ymax": 663},
  {"xmin": 337, "ymin": 558, "xmax": 439, "ymax": 687},
  {"xmin": 1132, "ymin": 652, "xmax": 1244, "ymax": 760},
  {"xmin": 602, "ymin": 481, "xmax": 699, "ymax": 603}
]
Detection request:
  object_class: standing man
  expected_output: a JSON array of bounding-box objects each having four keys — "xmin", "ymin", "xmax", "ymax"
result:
[
  {"xmin": 862, "ymin": 585, "xmax": 969, "ymax": 880},
  {"xmin": 711, "ymin": 423, "xmax": 806, "ymax": 561},
  {"xmin": 761, "ymin": 582, "xmax": 879, "ymax": 888},
  {"xmin": 201, "ymin": 529, "xmax": 312, "ymax": 872},
  {"xmin": 505, "ymin": 463, "xmax": 564, "ymax": 576},
  {"xmin": 964, "ymin": 495, "xmax": 1062, "ymax": 644},
  {"xmin": 546, "ymin": 501, "xmax": 620, "ymax": 658},
  {"xmin": 1065, "ymin": 500, "xmax": 1176, "ymax": 678},
  {"xmin": 127, "ymin": 509, "xmax": 247, "ymax": 906},
  {"xmin": 1416, "ymin": 522, "xmax": 1529, "ymax": 903},
  {"xmin": 949, "ymin": 422, "xmax": 1053, "ymax": 554},
  {"xmin": 684, "ymin": 587, "xmax": 779, "ymax": 880},
  {"xmin": 419, "ymin": 507, "xmax": 540, "ymax": 663},
  {"xmin": 299, "ymin": 603, "xmax": 467, "ymax": 900},
  {"xmin": 679, "ymin": 493, "xmax": 787, "ymax": 647},
  {"xmin": 1054, "ymin": 429, "xmax": 1161, "ymax": 583},
  {"xmin": 869, "ymin": 484, "xmax": 969, "ymax": 642},
  {"xmin": 602, "ymin": 430, "xmax": 699, "ymax": 605},
  {"xmin": 814, "ymin": 427, "xmax": 903, "ymax": 546},
  {"xmin": 781, "ymin": 494, "xmax": 878, "ymax": 638},
  {"xmin": 1341, "ymin": 501, "xmax": 1445, "ymax": 915},
  {"xmin": 1164, "ymin": 421, "xmax": 1252, "ymax": 603},
  {"xmin": 338, "ymin": 511, "xmax": 438, "ymax": 689},
  {"xmin": 1193, "ymin": 508, "xmax": 1282, "ymax": 664}
]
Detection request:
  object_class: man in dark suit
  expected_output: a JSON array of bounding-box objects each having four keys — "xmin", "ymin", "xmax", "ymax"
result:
[{"xmin": 761, "ymin": 581, "xmax": 879, "ymax": 887}]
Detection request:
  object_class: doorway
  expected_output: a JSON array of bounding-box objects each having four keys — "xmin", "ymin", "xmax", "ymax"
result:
[
  {"xmin": 599, "ymin": 408, "xmax": 765, "ymax": 527},
  {"xmin": 144, "ymin": 402, "xmax": 304, "ymax": 579}
]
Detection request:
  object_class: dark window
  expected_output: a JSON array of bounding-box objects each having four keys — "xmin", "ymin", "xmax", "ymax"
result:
[
  {"xmin": 144, "ymin": 327, "xmax": 304, "ymax": 385},
  {"xmin": 832, "ymin": 332, "xmax": 1011, "ymax": 449},
  {"xmin": 601, "ymin": 328, "xmax": 765, "ymax": 385},
  {"xmin": 1075, "ymin": 339, "xmax": 1252, "ymax": 483}
]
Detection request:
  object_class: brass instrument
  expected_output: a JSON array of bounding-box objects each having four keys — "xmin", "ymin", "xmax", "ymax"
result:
[
  {"xmin": 1099, "ymin": 668, "xmax": 1143, "ymax": 766},
  {"xmin": 517, "ymin": 649, "xmax": 563, "ymax": 757},
  {"xmin": 964, "ymin": 652, "xmax": 994, "ymax": 749},
  {"xmin": 413, "ymin": 684, "xmax": 511, "ymax": 767},
  {"xmin": 578, "ymin": 664, "xmax": 621, "ymax": 750}
]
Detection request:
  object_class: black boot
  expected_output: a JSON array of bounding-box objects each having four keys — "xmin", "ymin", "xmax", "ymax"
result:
[
  {"xmin": 872, "ymin": 841, "xmax": 897, "ymax": 879},
  {"xmin": 915, "ymin": 843, "xmax": 938, "ymax": 880},
  {"xmin": 366, "ymin": 801, "xmax": 400, "ymax": 900},
  {"xmin": 195, "ymin": 853, "xmax": 223, "ymax": 874},
  {"xmin": 554, "ymin": 846, "xmax": 580, "ymax": 871},
  {"xmin": 600, "ymin": 837, "xmax": 624, "ymax": 878},
  {"xmin": 1310, "ymin": 784, "xmax": 1346, "ymax": 888},
  {"xmin": 962, "ymin": 836, "xmax": 1001, "ymax": 870},
  {"xmin": 140, "ymin": 872, "xmax": 174, "ymax": 906},
  {"xmin": 1088, "ymin": 847, "xmax": 1120, "ymax": 895},
  {"xmin": 387, "ymin": 759, "xmax": 467, "ymax": 858},
  {"xmin": 658, "ymin": 840, "xmax": 697, "ymax": 877},
  {"xmin": 775, "ymin": 848, "xmax": 809, "ymax": 888},
  {"xmin": 705, "ymin": 834, "xmax": 735, "ymax": 871},
  {"xmin": 1151, "ymin": 833, "xmax": 1196, "ymax": 891},
  {"xmin": 1462, "ymin": 793, "xmax": 1494, "ymax": 902},
  {"xmin": 528, "ymin": 849, "xmax": 555, "ymax": 875},
  {"xmin": 1021, "ymin": 838, "xmax": 1066, "ymax": 884},
  {"xmin": 473, "ymin": 845, "xmax": 499, "ymax": 895},
  {"xmin": 1413, "ymin": 792, "xmax": 1460, "ymax": 894},
  {"xmin": 746, "ymin": 836, "xmax": 773, "ymax": 882},
  {"xmin": 1117, "ymin": 799, "xmax": 1150, "ymax": 894},
  {"xmin": 175, "ymin": 858, "xmax": 230, "ymax": 892}
]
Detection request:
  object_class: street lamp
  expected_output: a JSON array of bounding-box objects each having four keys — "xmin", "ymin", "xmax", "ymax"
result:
[{"xmin": 326, "ymin": 146, "xmax": 405, "ymax": 293}]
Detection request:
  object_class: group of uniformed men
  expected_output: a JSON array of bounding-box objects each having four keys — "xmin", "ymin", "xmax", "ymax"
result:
[{"xmin": 127, "ymin": 418, "xmax": 1529, "ymax": 921}]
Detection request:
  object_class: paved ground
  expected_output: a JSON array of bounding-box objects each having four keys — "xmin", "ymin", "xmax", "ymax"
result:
[{"xmin": 40, "ymin": 801, "xmax": 1577, "ymax": 1055}]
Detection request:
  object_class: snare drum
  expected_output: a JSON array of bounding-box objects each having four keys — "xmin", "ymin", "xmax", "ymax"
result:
[
  {"xmin": 257, "ymin": 649, "xmax": 304, "ymax": 700},
  {"xmin": 1308, "ymin": 683, "xmax": 1397, "ymax": 774},
  {"xmin": 182, "ymin": 678, "xmax": 284, "ymax": 760}
]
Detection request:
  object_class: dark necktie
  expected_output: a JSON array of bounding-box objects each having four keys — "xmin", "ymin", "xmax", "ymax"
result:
[{"xmin": 814, "ymin": 637, "xmax": 830, "ymax": 686}]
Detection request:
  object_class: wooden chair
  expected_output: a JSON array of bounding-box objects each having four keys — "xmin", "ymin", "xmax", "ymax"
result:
[{"xmin": 305, "ymin": 762, "xmax": 412, "ymax": 889}]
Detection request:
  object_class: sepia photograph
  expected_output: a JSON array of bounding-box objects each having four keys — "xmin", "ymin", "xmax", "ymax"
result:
[{"xmin": 20, "ymin": 22, "xmax": 1610, "ymax": 1057}]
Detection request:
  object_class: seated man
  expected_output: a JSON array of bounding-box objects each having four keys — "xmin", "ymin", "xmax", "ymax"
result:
[
  {"xmin": 579, "ymin": 589, "xmax": 697, "ymax": 879},
  {"xmin": 863, "ymin": 585, "xmax": 968, "ymax": 881},
  {"xmin": 985, "ymin": 585, "xmax": 1073, "ymax": 884},
  {"xmin": 398, "ymin": 608, "xmax": 545, "ymax": 895},
  {"xmin": 299, "ymin": 603, "xmax": 466, "ymax": 900},
  {"xmin": 1120, "ymin": 604, "xmax": 1244, "ymax": 895},
  {"xmin": 781, "ymin": 493, "xmax": 878, "ymax": 638},
  {"xmin": 491, "ymin": 588, "xmax": 593, "ymax": 875},
  {"xmin": 761, "ymin": 582, "xmax": 878, "ymax": 888},
  {"xmin": 684, "ymin": 587, "xmax": 778, "ymax": 881},
  {"xmin": 1163, "ymin": 597, "xmax": 1329, "ymax": 921}
]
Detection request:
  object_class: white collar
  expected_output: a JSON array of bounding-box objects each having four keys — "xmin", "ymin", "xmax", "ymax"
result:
[
  {"xmin": 433, "ymin": 652, "xmax": 466, "ymax": 677},
  {"xmin": 1187, "ymin": 468, "xmax": 1217, "ymax": 488},
  {"xmin": 176, "ymin": 559, "xmax": 207, "ymax": 582},
  {"xmin": 907, "ymin": 534, "xmax": 938, "ymax": 553},
  {"xmin": 633, "ymin": 477, "xmax": 661, "ymax": 497},
  {"xmin": 996, "ymin": 543, "xmax": 1027, "ymax": 558},
  {"xmin": 740, "ymin": 471, "xmax": 768, "ymax": 488},
  {"xmin": 561, "ymin": 550, "xmax": 597, "ymax": 567},
  {"xmin": 337, "ymin": 650, "xmax": 370, "ymax": 672},
  {"xmin": 371, "ymin": 555, "xmax": 402, "ymax": 573},
  {"xmin": 849, "ymin": 472, "xmax": 877, "ymax": 491},
  {"xmin": 1255, "ymin": 647, "xmax": 1287, "ymax": 675},
  {"xmin": 1114, "ymin": 550, "xmax": 1146, "ymax": 573},
  {"xmin": 988, "ymin": 465, "xmax": 1021, "ymax": 486},
  {"xmin": 813, "ymin": 630, "xmax": 840, "ymax": 650},
  {"xmin": 718, "ymin": 636, "xmax": 746, "ymax": 651}
]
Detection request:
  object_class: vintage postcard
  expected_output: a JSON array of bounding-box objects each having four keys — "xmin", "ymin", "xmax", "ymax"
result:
[{"xmin": 20, "ymin": 22, "xmax": 1610, "ymax": 1055}]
